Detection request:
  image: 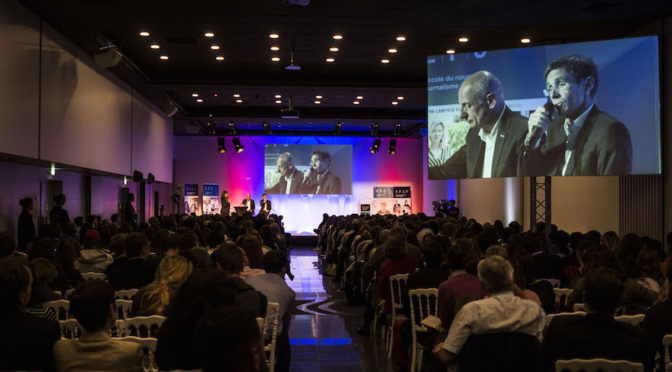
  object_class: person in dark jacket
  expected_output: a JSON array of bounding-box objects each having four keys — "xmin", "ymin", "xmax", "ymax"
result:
[
  {"xmin": 17, "ymin": 197, "xmax": 36, "ymax": 252},
  {"xmin": 49, "ymin": 194, "xmax": 70, "ymax": 229}
]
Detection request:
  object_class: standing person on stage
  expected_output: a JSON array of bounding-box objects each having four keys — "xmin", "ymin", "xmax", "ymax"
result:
[
  {"xmin": 242, "ymin": 194, "xmax": 255, "ymax": 214},
  {"xmin": 49, "ymin": 194, "xmax": 70, "ymax": 229},
  {"xmin": 266, "ymin": 153, "xmax": 304, "ymax": 194},
  {"xmin": 259, "ymin": 194, "xmax": 272, "ymax": 215},
  {"xmin": 302, "ymin": 150, "xmax": 342, "ymax": 194},
  {"xmin": 220, "ymin": 190, "xmax": 231, "ymax": 216}
]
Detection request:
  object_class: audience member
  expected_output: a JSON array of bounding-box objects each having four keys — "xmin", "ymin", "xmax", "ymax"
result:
[
  {"xmin": 78, "ymin": 229, "xmax": 113, "ymax": 273},
  {"xmin": 49, "ymin": 193, "xmax": 70, "ymax": 228},
  {"xmin": 216, "ymin": 241, "xmax": 268, "ymax": 317},
  {"xmin": 132, "ymin": 255, "xmax": 194, "ymax": 316},
  {"xmin": 377, "ymin": 236, "xmax": 416, "ymax": 314},
  {"xmin": 17, "ymin": 197, "xmax": 37, "ymax": 252},
  {"xmin": 107, "ymin": 233, "xmax": 155, "ymax": 290},
  {"xmin": 642, "ymin": 263, "xmax": 672, "ymax": 371}
]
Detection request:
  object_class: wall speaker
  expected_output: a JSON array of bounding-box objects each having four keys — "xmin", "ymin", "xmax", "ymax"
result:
[
  {"xmin": 147, "ymin": 173, "xmax": 155, "ymax": 184},
  {"xmin": 132, "ymin": 170, "xmax": 143, "ymax": 182}
]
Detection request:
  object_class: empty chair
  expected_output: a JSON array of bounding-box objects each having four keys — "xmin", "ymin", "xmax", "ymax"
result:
[
  {"xmin": 555, "ymin": 358, "xmax": 644, "ymax": 372},
  {"xmin": 44, "ymin": 299, "xmax": 71, "ymax": 320},
  {"xmin": 408, "ymin": 288, "xmax": 439, "ymax": 372},
  {"xmin": 263, "ymin": 302, "xmax": 280, "ymax": 372},
  {"xmin": 553, "ymin": 288, "xmax": 573, "ymax": 310},
  {"xmin": 387, "ymin": 273, "xmax": 409, "ymax": 357},
  {"xmin": 59, "ymin": 319, "xmax": 82, "ymax": 339},
  {"xmin": 115, "ymin": 299, "xmax": 133, "ymax": 319},
  {"xmin": 121, "ymin": 315, "xmax": 166, "ymax": 338},
  {"xmin": 615, "ymin": 314, "xmax": 645, "ymax": 327},
  {"xmin": 81, "ymin": 272, "xmax": 106, "ymax": 281},
  {"xmin": 115, "ymin": 288, "xmax": 139, "ymax": 300}
]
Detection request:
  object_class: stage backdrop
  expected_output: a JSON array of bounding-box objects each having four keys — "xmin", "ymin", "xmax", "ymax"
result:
[{"xmin": 175, "ymin": 136, "xmax": 423, "ymax": 234}]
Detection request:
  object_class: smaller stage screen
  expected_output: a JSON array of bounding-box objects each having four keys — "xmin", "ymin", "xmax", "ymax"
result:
[{"xmin": 264, "ymin": 144, "xmax": 353, "ymax": 195}]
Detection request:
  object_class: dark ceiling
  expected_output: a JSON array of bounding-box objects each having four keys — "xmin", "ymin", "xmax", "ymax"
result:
[{"xmin": 18, "ymin": 0, "xmax": 671, "ymax": 136}]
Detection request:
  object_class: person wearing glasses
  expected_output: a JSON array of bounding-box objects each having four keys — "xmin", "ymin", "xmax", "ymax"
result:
[
  {"xmin": 428, "ymin": 70, "xmax": 528, "ymax": 179},
  {"xmin": 520, "ymin": 55, "xmax": 632, "ymax": 176}
]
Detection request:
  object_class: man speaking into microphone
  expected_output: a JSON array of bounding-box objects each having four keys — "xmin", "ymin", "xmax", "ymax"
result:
[
  {"xmin": 302, "ymin": 150, "xmax": 342, "ymax": 194},
  {"xmin": 519, "ymin": 55, "xmax": 632, "ymax": 177}
]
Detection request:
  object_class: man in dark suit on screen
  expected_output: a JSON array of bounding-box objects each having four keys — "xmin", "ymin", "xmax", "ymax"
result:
[
  {"xmin": 519, "ymin": 55, "xmax": 632, "ymax": 176},
  {"xmin": 302, "ymin": 150, "xmax": 342, "ymax": 194},
  {"xmin": 428, "ymin": 71, "xmax": 529, "ymax": 179},
  {"xmin": 266, "ymin": 152, "xmax": 304, "ymax": 194}
]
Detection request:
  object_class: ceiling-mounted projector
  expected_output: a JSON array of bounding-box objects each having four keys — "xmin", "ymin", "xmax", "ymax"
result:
[{"xmin": 280, "ymin": 96, "xmax": 299, "ymax": 118}]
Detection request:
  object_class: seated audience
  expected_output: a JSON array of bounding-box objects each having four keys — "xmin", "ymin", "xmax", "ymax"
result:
[
  {"xmin": 27, "ymin": 258, "xmax": 61, "ymax": 319},
  {"xmin": 107, "ymin": 232, "xmax": 155, "ymax": 290},
  {"xmin": 131, "ymin": 254, "xmax": 194, "ymax": 316},
  {"xmin": 216, "ymin": 241, "xmax": 268, "ymax": 317},
  {"xmin": 542, "ymin": 267, "xmax": 652, "ymax": 371},
  {"xmin": 642, "ymin": 263, "xmax": 672, "ymax": 371},
  {"xmin": 77, "ymin": 229, "xmax": 113, "ymax": 273},
  {"xmin": 434, "ymin": 255, "xmax": 546, "ymax": 366},
  {"xmin": 377, "ymin": 236, "xmax": 416, "ymax": 314},
  {"xmin": 0, "ymin": 258, "xmax": 60, "ymax": 372},
  {"xmin": 53, "ymin": 280, "xmax": 144, "ymax": 372}
]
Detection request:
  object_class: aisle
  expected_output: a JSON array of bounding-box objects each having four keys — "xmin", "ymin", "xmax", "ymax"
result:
[{"xmin": 287, "ymin": 247, "xmax": 393, "ymax": 372}]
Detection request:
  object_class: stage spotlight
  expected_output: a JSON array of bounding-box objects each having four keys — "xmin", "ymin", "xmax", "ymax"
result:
[
  {"xmin": 228, "ymin": 121, "xmax": 237, "ymax": 135},
  {"xmin": 263, "ymin": 121, "xmax": 272, "ymax": 135},
  {"xmin": 370, "ymin": 121, "xmax": 379, "ymax": 136},
  {"xmin": 206, "ymin": 114, "xmax": 216, "ymax": 135},
  {"xmin": 370, "ymin": 139, "xmax": 381, "ymax": 154},
  {"xmin": 334, "ymin": 121, "xmax": 343, "ymax": 135},
  {"xmin": 389, "ymin": 138, "xmax": 397, "ymax": 155},
  {"xmin": 393, "ymin": 122, "xmax": 402, "ymax": 136},
  {"xmin": 217, "ymin": 137, "xmax": 226, "ymax": 153},
  {"xmin": 232, "ymin": 137, "xmax": 244, "ymax": 153}
]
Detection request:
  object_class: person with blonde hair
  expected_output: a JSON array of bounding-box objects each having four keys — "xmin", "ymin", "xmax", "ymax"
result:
[
  {"xmin": 428, "ymin": 121, "xmax": 452, "ymax": 167},
  {"xmin": 131, "ymin": 255, "xmax": 193, "ymax": 316}
]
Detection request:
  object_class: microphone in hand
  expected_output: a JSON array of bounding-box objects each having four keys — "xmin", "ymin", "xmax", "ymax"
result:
[{"xmin": 524, "ymin": 100, "xmax": 555, "ymax": 153}]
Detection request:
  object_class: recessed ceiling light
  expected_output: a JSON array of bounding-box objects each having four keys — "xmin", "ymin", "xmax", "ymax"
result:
[
  {"xmin": 275, "ymin": 100, "xmax": 282, "ymax": 104},
  {"xmin": 274, "ymin": 94, "xmax": 281, "ymax": 98},
  {"xmin": 392, "ymin": 101, "xmax": 398, "ymax": 105},
  {"xmin": 521, "ymin": 37, "xmax": 531, "ymax": 44},
  {"xmin": 269, "ymin": 33, "xmax": 279, "ymax": 39},
  {"xmin": 150, "ymin": 44, "xmax": 160, "ymax": 49},
  {"xmin": 213, "ymin": 93, "xmax": 218, "ymax": 97},
  {"xmin": 356, "ymin": 96, "xmax": 363, "ymax": 100},
  {"xmin": 139, "ymin": 31, "xmax": 150, "ymax": 37},
  {"xmin": 271, "ymin": 57, "xmax": 280, "ymax": 62},
  {"xmin": 326, "ymin": 58, "xmax": 335, "ymax": 63},
  {"xmin": 192, "ymin": 93, "xmax": 199, "ymax": 97},
  {"xmin": 204, "ymin": 32, "xmax": 215, "ymax": 38},
  {"xmin": 196, "ymin": 99, "xmax": 203, "ymax": 103},
  {"xmin": 446, "ymin": 49, "xmax": 456, "ymax": 54},
  {"xmin": 233, "ymin": 93, "xmax": 241, "ymax": 98},
  {"xmin": 381, "ymin": 59, "xmax": 390, "ymax": 64},
  {"xmin": 215, "ymin": 56, "xmax": 224, "ymax": 61},
  {"xmin": 458, "ymin": 36, "xmax": 469, "ymax": 43},
  {"xmin": 353, "ymin": 101, "xmax": 360, "ymax": 105},
  {"xmin": 235, "ymin": 99, "xmax": 243, "ymax": 103},
  {"xmin": 396, "ymin": 35, "xmax": 406, "ymax": 41},
  {"xmin": 210, "ymin": 45, "xmax": 220, "ymax": 50},
  {"xmin": 314, "ymin": 100, "xmax": 321, "ymax": 104},
  {"xmin": 332, "ymin": 34, "xmax": 343, "ymax": 40},
  {"xmin": 159, "ymin": 55, "xmax": 169, "ymax": 60},
  {"xmin": 397, "ymin": 96, "xmax": 404, "ymax": 100},
  {"xmin": 316, "ymin": 95, "xmax": 323, "ymax": 99},
  {"xmin": 329, "ymin": 47, "xmax": 339, "ymax": 52},
  {"xmin": 388, "ymin": 48, "xmax": 398, "ymax": 53},
  {"xmin": 270, "ymin": 46, "xmax": 280, "ymax": 51}
]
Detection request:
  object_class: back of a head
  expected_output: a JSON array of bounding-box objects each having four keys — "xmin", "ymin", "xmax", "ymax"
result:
[
  {"xmin": 447, "ymin": 238, "xmax": 474, "ymax": 271},
  {"xmin": 389, "ymin": 226, "xmax": 408, "ymax": 242},
  {"xmin": 0, "ymin": 258, "xmax": 30, "ymax": 309},
  {"xmin": 241, "ymin": 235, "xmax": 264, "ymax": 269},
  {"xmin": 385, "ymin": 236, "xmax": 406, "ymax": 260},
  {"xmin": 216, "ymin": 242, "xmax": 244, "ymax": 275},
  {"xmin": 178, "ymin": 231, "xmax": 198, "ymax": 251},
  {"xmin": 584, "ymin": 267, "xmax": 623, "ymax": 314},
  {"xmin": 422, "ymin": 236, "xmax": 444, "ymax": 268},
  {"xmin": 53, "ymin": 194, "xmax": 66, "ymax": 206},
  {"xmin": 29, "ymin": 258, "xmax": 58, "ymax": 286},
  {"xmin": 263, "ymin": 249, "xmax": 287, "ymax": 274},
  {"xmin": 477, "ymin": 255, "xmax": 514, "ymax": 294},
  {"xmin": 194, "ymin": 305, "xmax": 262, "ymax": 372},
  {"xmin": 70, "ymin": 280, "xmax": 115, "ymax": 332},
  {"xmin": 126, "ymin": 232, "xmax": 149, "ymax": 258},
  {"xmin": 28, "ymin": 238, "xmax": 57, "ymax": 262},
  {"xmin": 156, "ymin": 254, "xmax": 194, "ymax": 285},
  {"xmin": 484, "ymin": 245, "xmax": 509, "ymax": 260},
  {"xmin": 0, "ymin": 234, "xmax": 16, "ymax": 257}
]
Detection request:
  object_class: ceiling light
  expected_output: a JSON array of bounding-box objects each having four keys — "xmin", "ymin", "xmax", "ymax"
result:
[
  {"xmin": 271, "ymin": 57, "xmax": 280, "ymax": 62},
  {"xmin": 356, "ymin": 96, "xmax": 363, "ymax": 100},
  {"xmin": 232, "ymin": 137, "xmax": 244, "ymax": 153},
  {"xmin": 263, "ymin": 121, "xmax": 272, "ymax": 135},
  {"xmin": 329, "ymin": 47, "xmax": 339, "ymax": 52},
  {"xmin": 269, "ymin": 33, "xmax": 279, "ymax": 39},
  {"xmin": 370, "ymin": 122, "xmax": 379, "ymax": 136},
  {"xmin": 139, "ymin": 31, "xmax": 150, "ymax": 37},
  {"xmin": 275, "ymin": 100, "xmax": 282, "ymax": 104},
  {"xmin": 393, "ymin": 122, "xmax": 402, "ymax": 136},
  {"xmin": 334, "ymin": 121, "xmax": 343, "ymax": 135},
  {"xmin": 389, "ymin": 139, "xmax": 397, "ymax": 155},
  {"xmin": 314, "ymin": 100, "xmax": 321, "ymax": 104},
  {"xmin": 396, "ymin": 35, "xmax": 406, "ymax": 41},
  {"xmin": 233, "ymin": 94, "xmax": 240, "ymax": 98},
  {"xmin": 521, "ymin": 37, "xmax": 531, "ymax": 44},
  {"xmin": 326, "ymin": 58, "xmax": 335, "ymax": 63},
  {"xmin": 392, "ymin": 101, "xmax": 398, "ymax": 105},
  {"xmin": 150, "ymin": 44, "xmax": 160, "ymax": 49},
  {"xmin": 216, "ymin": 56, "xmax": 224, "ymax": 61},
  {"xmin": 397, "ymin": 96, "xmax": 404, "ymax": 100},
  {"xmin": 204, "ymin": 32, "xmax": 215, "ymax": 38},
  {"xmin": 274, "ymin": 94, "xmax": 281, "ymax": 98},
  {"xmin": 458, "ymin": 36, "xmax": 469, "ymax": 43},
  {"xmin": 160, "ymin": 55, "xmax": 169, "ymax": 60},
  {"xmin": 213, "ymin": 93, "xmax": 218, "ymax": 97},
  {"xmin": 370, "ymin": 139, "xmax": 381, "ymax": 154},
  {"xmin": 446, "ymin": 49, "xmax": 456, "ymax": 54},
  {"xmin": 353, "ymin": 101, "xmax": 360, "ymax": 105},
  {"xmin": 196, "ymin": 99, "xmax": 203, "ymax": 103},
  {"xmin": 217, "ymin": 137, "xmax": 226, "ymax": 153},
  {"xmin": 333, "ymin": 34, "xmax": 343, "ymax": 40},
  {"xmin": 381, "ymin": 59, "xmax": 390, "ymax": 64},
  {"xmin": 235, "ymin": 99, "xmax": 243, "ymax": 103},
  {"xmin": 228, "ymin": 121, "xmax": 237, "ymax": 135},
  {"xmin": 388, "ymin": 48, "xmax": 398, "ymax": 53},
  {"xmin": 192, "ymin": 93, "xmax": 199, "ymax": 97},
  {"xmin": 270, "ymin": 46, "xmax": 280, "ymax": 51},
  {"xmin": 210, "ymin": 45, "xmax": 220, "ymax": 50},
  {"xmin": 316, "ymin": 95, "xmax": 322, "ymax": 99}
]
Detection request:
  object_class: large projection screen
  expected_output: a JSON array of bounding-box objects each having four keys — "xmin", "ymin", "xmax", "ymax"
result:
[
  {"xmin": 427, "ymin": 36, "xmax": 660, "ymax": 179},
  {"xmin": 264, "ymin": 144, "xmax": 352, "ymax": 195}
]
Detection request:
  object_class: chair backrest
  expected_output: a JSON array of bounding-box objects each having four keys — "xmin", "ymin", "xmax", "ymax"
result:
[
  {"xmin": 115, "ymin": 299, "xmax": 133, "ymax": 319},
  {"xmin": 539, "ymin": 278, "xmax": 562, "ymax": 288},
  {"xmin": 546, "ymin": 311, "xmax": 586, "ymax": 327},
  {"xmin": 408, "ymin": 288, "xmax": 439, "ymax": 330},
  {"xmin": 64, "ymin": 288, "xmax": 76, "ymax": 298},
  {"xmin": 59, "ymin": 319, "xmax": 82, "ymax": 339},
  {"xmin": 555, "ymin": 358, "xmax": 644, "ymax": 372},
  {"xmin": 115, "ymin": 289, "xmax": 139, "ymax": 300},
  {"xmin": 121, "ymin": 315, "xmax": 166, "ymax": 338},
  {"xmin": 573, "ymin": 303, "xmax": 586, "ymax": 312},
  {"xmin": 264, "ymin": 302, "xmax": 280, "ymax": 372},
  {"xmin": 614, "ymin": 314, "xmax": 645, "ymax": 328},
  {"xmin": 256, "ymin": 317, "xmax": 265, "ymax": 335},
  {"xmin": 113, "ymin": 336, "xmax": 158, "ymax": 352},
  {"xmin": 81, "ymin": 272, "xmax": 107, "ymax": 281},
  {"xmin": 389, "ymin": 273, "xmax": 409, "ymax": 319},
  {"xmin": 663, "ymin": 334, "xmax": 672, "ymax": 366},
  {"xmin": 553, "ymin": 288, "xmax": 573, "ymax": 308},
  {"xmin": 458, "ymin": 332, "xmax": 542, "ymax": 372},
  {"xmin": 44, "ymin": 299, "xmax": 71, "ymax": 320}
]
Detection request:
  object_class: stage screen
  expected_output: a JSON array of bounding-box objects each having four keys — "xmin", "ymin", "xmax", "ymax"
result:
[
  {"xmin": 264, "ymin": 144, "xmax": 353, "ymax": 195},
  {"xmin": 427, "ymin": 36, "xmax": 660, "ymax": 179}
]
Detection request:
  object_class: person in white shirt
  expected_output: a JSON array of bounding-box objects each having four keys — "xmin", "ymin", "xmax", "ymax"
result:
[
  {"xmin": 434, "ymin": 255, "xmax": 546, "ymax": 366},
  {"xmin": 266, "ymin": 153, "xmax": 304, "ymax": 194},
  {"xmin": 242, "ymin": 194, "xmax": 255, "ymax": 213}
]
